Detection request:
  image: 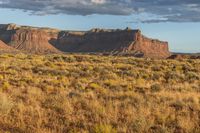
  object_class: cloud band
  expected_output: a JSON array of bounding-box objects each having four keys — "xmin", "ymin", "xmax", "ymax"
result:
[{"xmin": 0, "ymin": 0, "xmax": 200, "ymax": 23}]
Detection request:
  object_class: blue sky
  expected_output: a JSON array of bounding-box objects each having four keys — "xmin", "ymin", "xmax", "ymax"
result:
[{"xmin": 0, "ymin": 1, "xmax": 200, "ymax": 53}]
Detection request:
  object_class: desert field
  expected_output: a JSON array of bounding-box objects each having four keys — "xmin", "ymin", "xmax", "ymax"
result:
[{"xmin": 0, "ymin": 54, "xmax": 200, "ymax": 133}]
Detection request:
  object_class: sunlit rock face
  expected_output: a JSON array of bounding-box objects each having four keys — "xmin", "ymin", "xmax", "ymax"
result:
[
  {"xmin": 0, "ymin": 40, "xmax": 16, "ymax": 53},
  {"xmin": 0, "ymin": 24, "xmax": 170, "ymax": 58},
  {"xmin": 10, "ymin": 29, "xmax": 60, "ymax": 54}
]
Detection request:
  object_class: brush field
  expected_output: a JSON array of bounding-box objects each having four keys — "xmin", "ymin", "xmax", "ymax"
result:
[{"xmin": 0, "ymin": 54, "xmax": 200, "ymax": 133}]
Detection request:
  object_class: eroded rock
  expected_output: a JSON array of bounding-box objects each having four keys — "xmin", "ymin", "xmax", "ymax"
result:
[{"xmin": 0, "ymin": 24, "xmax": 171, "ymax": 58}]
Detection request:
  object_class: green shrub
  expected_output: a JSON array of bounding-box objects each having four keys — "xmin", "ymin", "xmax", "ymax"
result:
[
  {"xmin": 2, "ymin": 81, "xmax": 11, "ymax": 91},
  {"xmin": 93, "ymin": 124, "xmax": 117, "ymax": 133},
  {"xmin": 151, "ymin": 84, "xmax": 162, "ymax": 93}
]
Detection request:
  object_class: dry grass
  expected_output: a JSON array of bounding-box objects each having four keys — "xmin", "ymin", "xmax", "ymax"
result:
[{"xmin": 0, "ymin": 53, "xmax": 200, "ymax": 133}]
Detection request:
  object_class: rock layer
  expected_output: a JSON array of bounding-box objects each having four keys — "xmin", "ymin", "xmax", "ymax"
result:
[
  {"xmin": 0, "ymin": 24, "xmax": 170, "ymax": 58},
  {"xmin": 55, "ymin": 29, "xmax": 170, "ymax": 58},
  {"xmin": 10, "ymin": 29, "xmax": 60, "ymax": 54},
  {"xmin": 0, "ymin": 40, "xmax": 16, "ymax": 53}
]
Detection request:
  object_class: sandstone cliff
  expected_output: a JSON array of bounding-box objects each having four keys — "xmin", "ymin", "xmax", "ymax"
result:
[
  {"xmin": 0, "ymin": 40, "xmax": 16, "ymax": 53},
  {"xmin": 9, "ymin": 29, "xmax": 60, "ymax": 54},
  {"xmin": 0, "ymin": 24, "xmax": 170, "ymax": 58},
  {"xmin": 131, "ymin": 31, "xmax": 170, "ymax": 58},
  {"xmin": 55, "ymin": 29, "xmax": 170, "ymax": 58},
  {"xmin": 55, "ymin": 29, "xmax": 137, "ymax": 53}
]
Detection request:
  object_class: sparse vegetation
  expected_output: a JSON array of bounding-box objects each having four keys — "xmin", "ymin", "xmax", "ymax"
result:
[{"xmin": 0, "ymin": 53, "xmax": 200, "ymax": 132}]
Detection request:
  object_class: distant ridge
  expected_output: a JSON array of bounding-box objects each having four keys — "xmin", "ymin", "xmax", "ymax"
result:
[
  {"xmin": 168, "ymin": 53, "xmax": 200, "ymax": 59},
  {"xmin": 0, "ymin": 23, "xmax": 170, "ymax": 58}
]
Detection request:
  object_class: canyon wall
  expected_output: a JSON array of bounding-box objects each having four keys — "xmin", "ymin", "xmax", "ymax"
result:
[
  {"xmin": 0, "ymin": 40, "xmax": 16, "ymax": 53},
  {"xmin": 0, "ymin": 24, "xmax": 170, "ymax": 58},
  {"xmin": 55, "ymin": 29, "xmax": 138, "ymax": 52},
  {"xmin": 10, "ymin": 29, "xmax": 60, "ymax": 54},
  {"xmin": 55, "ymin": 29, "xmax": 170, "ymax": 58},
  {"xmin": 131, "ymin": 30, "xmax": 170, "ymax": 58}
]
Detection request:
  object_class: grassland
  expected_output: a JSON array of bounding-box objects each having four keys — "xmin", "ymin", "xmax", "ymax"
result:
[{"xmin": 0, "ymin": 54, "xmax": 200, "ymax": 133}]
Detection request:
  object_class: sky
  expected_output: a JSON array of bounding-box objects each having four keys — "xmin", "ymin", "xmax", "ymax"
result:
[{"xmin": 0, "ymin": 0, "xmax": 200, "ymax": 53}]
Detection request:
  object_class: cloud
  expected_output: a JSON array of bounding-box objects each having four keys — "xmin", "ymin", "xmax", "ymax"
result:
[
  {"xmin": 91, "ymin": 0, "xmax": 106, "ymax": 4},
  {"xmin": 0, "ymin": 0, "xmax": 200, "ymax": 22}
]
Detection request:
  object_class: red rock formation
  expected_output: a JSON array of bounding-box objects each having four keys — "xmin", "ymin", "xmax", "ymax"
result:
[
  {"xmin": 10, "ymin": 29, "xmax": 60, "ymax": 54},
  {"xmin": 0, "ymin": 40, "xmax": 16, "ymax": 52},
  {"xmin": 0, "ymin": 24, "xmax": 171, "ymax": 58},
  {"xmin": 130, "ymin": 30, "xmax": 170, "ymax": 58},
  {"xmin": 56, "ymin": 29, "xmax": 136, "ymax": 52},
  {"xmin": 56, "ymin": 29, "xmax": 170, "ymax": 58},
  {"xmin": 0, "ymin": 40, "xmax": 11, "ymax": 49}
]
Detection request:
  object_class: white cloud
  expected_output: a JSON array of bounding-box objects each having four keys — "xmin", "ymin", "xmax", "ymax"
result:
[{"xmin": 91, "ymin": 0, "xmax": 106, "ymax": 4}]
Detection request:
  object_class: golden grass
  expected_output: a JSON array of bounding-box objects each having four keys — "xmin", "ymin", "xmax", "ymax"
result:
[{"xmin": 0, "ymin": 53, "xmax": 200, "ymax": 133}]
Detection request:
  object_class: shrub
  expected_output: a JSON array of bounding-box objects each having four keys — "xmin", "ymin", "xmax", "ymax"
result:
[
  {"xmin": 88, "ymin": 83, "xmax": 101, "ymax": 90},
  {"xmin": 185, "ymin": 72, "xmax": 200, "ymax": 81},
  {"xmin": 151, "ymin": 66, "xmax": 161, "ymax": 71},
  {"xmin": 0, "ymin": 93, "xmax": 13, "ymax": 115},
  {"xmin": 2, "ymin": 81, "xmax": 11, "ymax": 91},
  {"xmin": 170, "ymin": 100, "xmax": 185, "ymax": 111},
  {"xmin": 93, "ymin": 124, "xmax": 117, "ymax": 133},
  {"xmin": 135, "ymin": 78, "xmax": 146, "ymax": 87},
  {"xmin": 151, "ymin": 84, "xmax": 162, "ymax": 93},
  {"xmin": 87, "ymin": 83, "xmax": 107, "ymax": 94},
  {"xmin": 104, "ymin": 79, "xmax": 119, "ymax": 87}
]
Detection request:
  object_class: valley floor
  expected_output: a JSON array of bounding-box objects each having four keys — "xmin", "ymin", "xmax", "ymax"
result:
[{"xmin": 0, "ymin": 54, "xmax": 200, "ymax": 133}]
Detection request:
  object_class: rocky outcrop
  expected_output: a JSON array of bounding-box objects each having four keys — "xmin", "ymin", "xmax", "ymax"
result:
[
  {"xmin": 0, "ymin": 24, "xmax": 17, "ymax": 43},
  {"xmin": 55, "ymin": 29, "xmax": 170, "ymax": 58},
  {"xmin": 131, "ymin": 31, "xmax": 170, "ymax": 58},
  {"xmin": 168, "ymin": 54, "xmax": 200, "ymax": 59},
  {"xmin": 0, "ymin": 40, "xmax": 11, "ymax": 49},
  {"xmin": 55, "ymin": 29, "xmax": 137, "ymax": 53},
  {"xmin": 10, "ymin": 29, "xmax": 60, "ymax": 54},
  {"xmin": 0, "ymin": 24, "xmax": 170, "ymax": 58},
  {"xmin": 0, "ymin": 40, "xmax": 16, "ymax": 53},
  {"xmin": 0, "ymin": 23, "xmax": 19, "ymax": 31}
]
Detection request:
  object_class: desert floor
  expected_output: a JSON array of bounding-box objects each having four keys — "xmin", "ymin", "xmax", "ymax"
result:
[{"xmin": 0, "ymin": 54, "xmax": 200, "ymax": 133}]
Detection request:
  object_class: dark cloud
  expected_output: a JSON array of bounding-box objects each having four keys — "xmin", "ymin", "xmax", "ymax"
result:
[{"xmin": 0, "ymin": 0, "xmax": 200, "ymax": 22}]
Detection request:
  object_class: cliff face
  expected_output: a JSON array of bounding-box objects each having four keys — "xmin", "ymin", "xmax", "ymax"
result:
[
  {"xmin": 0, "ymin": 24, "xmax": 17, "ymax": 43},
  {"xmin": 0, "ymin": 40, "xmax": 12, "ymax": 49},
  {"xmin": 131, "ymin": 31, "xmax": 170, "ymax": 58},
  {"xmin": 10, "ymin": 29, "xmax": 60, "ymax": 54},
  {"xmin": 55, "ymin": 29, "xmax": 170, "ymax": 58},
  {"xmin": 0, "ymin": 24, "xmax": 170, "ymax": 58},
  {"xmin": 56, "ymin": 29, "xmax": 137, "ymax": 53},
  {"xmin": 0, "ymin": 40, "xmax": 16, "ymax": 53},
  {"xmin": 0, "ymin": 24, "xmax": 60, "ymax": 54}
]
